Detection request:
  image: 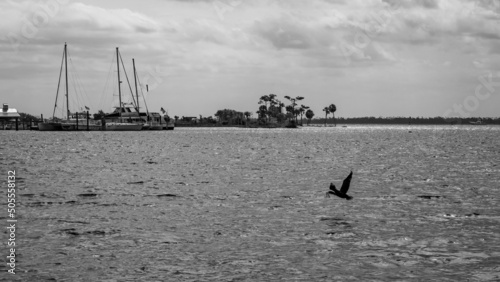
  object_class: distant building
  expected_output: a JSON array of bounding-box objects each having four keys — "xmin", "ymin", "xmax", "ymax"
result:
[{"xmin": 0, "ymin": 103, "xmax": 21, "ymax": 130}]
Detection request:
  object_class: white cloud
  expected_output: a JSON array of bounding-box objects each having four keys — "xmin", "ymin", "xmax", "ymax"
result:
[{"xmin": 1, "ymin": 0, "xmax": 499, "ymax": 118}]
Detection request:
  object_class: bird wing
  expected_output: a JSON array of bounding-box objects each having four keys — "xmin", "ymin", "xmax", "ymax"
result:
[
  {"xmin": 339, "ymin": 171, "xmax": 353, "ymax": 194},
  {"xmin": 329, "ymin": 183, "xmax": 337, "ymax": 192}
]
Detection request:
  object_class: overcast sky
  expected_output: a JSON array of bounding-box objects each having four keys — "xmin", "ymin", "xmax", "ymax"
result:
[{"xmin": 1, "ymin": 0, "xmax": 499, "ymax": 118}]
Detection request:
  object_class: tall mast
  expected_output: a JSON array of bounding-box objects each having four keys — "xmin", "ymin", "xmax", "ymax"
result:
[
  {"xmin": 133, "ymin": 58, "xmax": 139, "ymax": 111},
  {"xmin": 65, "ymin": 42, "xmax": 69, "ymax": 120},
  {"xmin": 116, "ymin": 47, "xmax": 122, "ymax": 118}
]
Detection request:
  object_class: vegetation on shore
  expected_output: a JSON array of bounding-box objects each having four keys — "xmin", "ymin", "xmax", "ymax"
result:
[
  {"xmin": 319, "ymin": 116, "xmax": 500, "ymax": 125},
  {"xmin": 8, "ymin": 95, "xmax": 500, "ymax": 129},
  {"xmin": 175, "ymin": 115, "xmax": 500, "ymax": 127}
]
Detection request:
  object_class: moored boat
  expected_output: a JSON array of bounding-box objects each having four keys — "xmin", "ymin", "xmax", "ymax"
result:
[
  {"xmin": 39, "ymin": 43, "xmax": 102, "ymax": 131},
  {"xmin": 38, "ymin": 122, "xmax": 62, "ymax": 131},
  {"xmin": 104, "ymin": 47, "xmax": 142, "ymax": 131},
  {"xmin": 103, "ymin": 106, "xmax": 146, "ymax": 131},
  {"xmin": 105, "ymin": 122, "xmax": 143, "ymax": 131},
  {"xmin": 165, "ymin": 121, "xmax": 175, "ymax": 130}
]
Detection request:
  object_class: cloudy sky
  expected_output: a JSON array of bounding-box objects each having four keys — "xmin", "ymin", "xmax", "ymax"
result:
[{"xmin": 1, "ymin": 0, "xmax": 499, "ymax": 118}]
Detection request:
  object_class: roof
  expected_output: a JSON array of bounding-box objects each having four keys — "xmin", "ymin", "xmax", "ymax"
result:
[{"xmin": 0, "ymin": 107, "xmax": 20, "ymax": 119}]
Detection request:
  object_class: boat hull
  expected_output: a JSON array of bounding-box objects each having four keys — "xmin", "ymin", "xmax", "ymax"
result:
[
  {"xmin": 39, "ymin": 122, "xmax": 103, "ymax": 131},
  {"xmin": 38, "ymin": 122, "xmax": 62, "ymax": 131},
  {"xmin": 61, "ymin": 124, "xmax": 103, "ymax": 131},
  {"xmin": 148, "ymin": 125, "xmax": 163, "ymax": 130},
  {"xmin": 105, "ymin": 123, "xmax": 143, "ymax": 131},
  {"xmin": 164, "ymin": 121, "xmax": 175, "ymax": 130}
]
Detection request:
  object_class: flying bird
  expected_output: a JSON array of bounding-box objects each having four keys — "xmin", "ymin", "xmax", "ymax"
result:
[{"xmin": 326, "ymin": 171, "xmax": 353, "ymax": 200}]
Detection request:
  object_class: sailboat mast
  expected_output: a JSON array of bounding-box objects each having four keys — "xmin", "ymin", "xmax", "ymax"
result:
[
  {"xmin": 116, "ymin": 47, "xmax": 122, "ymax": 118},
  {"xmin": 133, "ymin": 58, "xmax": 139, "ymax": 111},
  {"xmin": 65, "ymin": 42, "xmax": 69, "ymax": 120}
]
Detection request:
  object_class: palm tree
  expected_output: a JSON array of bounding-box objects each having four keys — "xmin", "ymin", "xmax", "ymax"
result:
[
  {"xmin": 257, "ymin": 105, "xmax": 267, "ymax": 122},
  {"xmin": 244, "ymin": 111, "xmax": 252, "ymax": 124},
  {"xmin": 328, "ymin": 104, "xmax": 337, "ymax": 127},
  {"xmin": 258, "ymin": 95, "xmax": 270, "ymax": 122},
  {"xmin": 259, "ymin": 95, "xmax": 270, "ymax": 107},
  {"xmin": 268, "ymin": 94, "xmax": 277, "ymax": 106},
  {"xmin": 299, "ymin": 105, "xmax": 309, "ymax": 125},
  {"xmin": 285, "ymin": 105, "xmax": 294, "ymax": 123},
  {"xmin": 298, "ymin": 108, "xmax": 305, "ymax": 125},
  {"xmin": 305, "ymin": 109, "xmax": 314, "ymax": 125},
  {"xmin": 323, "ymin": 107, "xmax": 330, "ymax": 126},
  {"xmin": 284, "ymin": 96, "xmax": 304, "ymax": 123}
]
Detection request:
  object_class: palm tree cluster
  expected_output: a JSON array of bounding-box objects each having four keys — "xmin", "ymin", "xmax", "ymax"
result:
[
  {"xmin": 255, "ymin": 95, "xmax": 341, "ymax": 126},
  {"xmin": 284, "ymin": 95, "xmax": 309, "ymax": 124},
  {"xmin": 322, "ymin": 104, "xmax": 337, "ymax": 126},
  {"xmin": 257, "ymin": 94, "xmax": 286, "ymax": 123},
  {"xmin": 256, "ymin": 94, "xmax": 316, "ymax": 126}
]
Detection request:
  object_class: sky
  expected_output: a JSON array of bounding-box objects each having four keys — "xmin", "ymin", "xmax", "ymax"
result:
[{"xmin": 1, "ymin": 0, "xmax": 499, "ymax": 119}]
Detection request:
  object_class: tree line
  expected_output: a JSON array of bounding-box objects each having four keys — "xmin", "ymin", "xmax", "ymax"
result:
[{"xmin": 311, "ymin": 116, "xmax": 500, "ymax": 125}]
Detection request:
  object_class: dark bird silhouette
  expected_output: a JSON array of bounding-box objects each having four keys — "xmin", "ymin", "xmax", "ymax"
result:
[{"xmin": 326, "ymin": 171, "xmax": 353, "ymax": 200}]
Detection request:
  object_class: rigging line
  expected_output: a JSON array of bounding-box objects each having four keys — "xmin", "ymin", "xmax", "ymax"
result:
[
  {"xmin": 53, "ymin": 46, "xmax": 65, "ymax": 119},
  {"xmin": 67, "ymin": 51, "xmax": 94, "ymax": 112},
  {"xmin": 135, "ymin": 71, "xmax": 149, "ymax": 115},
  {"xmin": 100, "ymin": 52, "xmax": 115, "ymax": 112},
  {"xmin": 73, "ymin": 64, "xmax": 87, "ymax": 112},
  {"xmin": 66, "ymin": 50, "xmax": 81, "ymax": 113},
  {"xmin": 67, "ymin": 70, "xmax": 80, "ymax": 113},
  {"xmin": 66, "ymin": 57, "xmax": 78, "ymax": 113},
  {"xmin": 119, "ymin": 52, "xmax": 137, "ymax": 109},
  {"xmin": 118, "ymin": 51, "xmax": 139, "ymax": 112},
  {"xmin": 69, "ymin": 69, "xmax": 81, "ymax": 113}
]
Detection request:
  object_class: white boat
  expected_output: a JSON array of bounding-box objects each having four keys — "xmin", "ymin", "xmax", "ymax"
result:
[
  {"xmin": 104, "ymin": 47, "xmax": 143, "ymax": 131},
  {"xmin": 60, "ymin": 112, "xmax": 103, "ymax": 131},
  {"xmin": 104, "ymin": 106, "xmax": 146, "ymax": 131},
  {"xmin": 39, "ymin": 43, "xmax": 102, "ymax": 131},
  {"xmin": 145, "ymin": 112, "xmax": 163, "ymax": 130},
  {"xmin": 145, "ymin": 111, "xmax": 174, "ymax": 130},
  {"xmin": 130, "ymin": 60, "xmax": 174, "ymax": 131},
  {"xmin": 105, "ymin": 122, "xmax": 143, "ymax": 131},
  {"xmin": 101, "ymin": 49, "xmax": 175, "ymax": 131},
  {"xmin": 165, "ymin": 118, "xmax": 175, "ymax": 130}
]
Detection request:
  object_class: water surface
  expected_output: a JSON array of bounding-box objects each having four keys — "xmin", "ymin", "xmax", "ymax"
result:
[{"xmin": 1, "ymin": 125, "xmax": 499, "ymax": 281}]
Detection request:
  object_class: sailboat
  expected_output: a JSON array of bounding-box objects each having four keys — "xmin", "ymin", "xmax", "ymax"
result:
[
  {"xmin": 130, "ymin": 58, "xmax": 174, "ymax": 130},
  {"xmin": 39, "ymin": 43, "xmax": 102, "ymax": 131},
  {"xmin": 103, "ymin": 47, "xmax": 143, "ymax": 131}
]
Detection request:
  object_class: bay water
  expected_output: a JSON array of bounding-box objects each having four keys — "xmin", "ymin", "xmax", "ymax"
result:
[{"xmin": 1, "ymin": 125, "xmax": 499, "ymax": 281}]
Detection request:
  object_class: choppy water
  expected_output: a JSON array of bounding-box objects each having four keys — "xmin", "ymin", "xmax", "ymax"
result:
[{"xmin": 1, "ymin": 125, "xmax": 500, "ymax": 281}]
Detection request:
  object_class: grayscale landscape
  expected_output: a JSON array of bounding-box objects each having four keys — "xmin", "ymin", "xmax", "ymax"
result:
[{"xmin": 1, "ymin": 1, "xmax": 500, "ymax": 281}]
